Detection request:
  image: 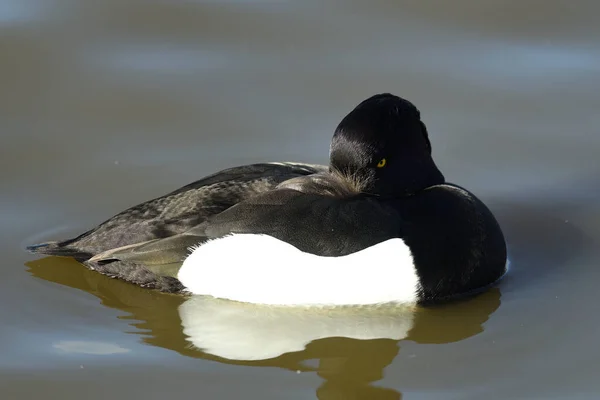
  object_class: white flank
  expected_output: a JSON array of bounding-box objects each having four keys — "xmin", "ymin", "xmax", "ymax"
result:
[
  {"xmin": 177, "ymin": 234, "xmax": 420, "ymax": 306},
  {"xmin": 178, "ymin": 296, "xmax": 415, "ymax": 361}
]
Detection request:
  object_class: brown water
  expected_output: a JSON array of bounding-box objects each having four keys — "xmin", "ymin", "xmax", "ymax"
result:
[{"xmin": 2, "ymin": 1, "xmax": 600, "ymax": 399}]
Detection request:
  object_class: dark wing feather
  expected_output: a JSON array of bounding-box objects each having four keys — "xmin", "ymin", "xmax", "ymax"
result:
[
  {"xmin": 86, "ymin": 178, "xmax": 403, "ymax": 273},
  {"xmin": 88, "ymin": 234, "xmax": 203, "ymax": 265},
  {"xmin": 197, "ymin": 185, "xmax": 404, "ymax": 257}
]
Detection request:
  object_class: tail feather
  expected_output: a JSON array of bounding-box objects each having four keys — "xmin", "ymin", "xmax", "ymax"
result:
[{"xmin": 26, "ymin": 241, "xmax": 93, "ymax": 261}]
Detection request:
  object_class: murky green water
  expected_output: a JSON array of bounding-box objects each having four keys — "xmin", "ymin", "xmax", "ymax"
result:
[{"xmin": 2, "ymin": 1, "xmax": 600, "ymax": 399}]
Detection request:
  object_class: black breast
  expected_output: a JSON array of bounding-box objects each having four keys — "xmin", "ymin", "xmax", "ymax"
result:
[{"xmin": 395, "ymin": 184, "xmax": 507, "ymax": 302}]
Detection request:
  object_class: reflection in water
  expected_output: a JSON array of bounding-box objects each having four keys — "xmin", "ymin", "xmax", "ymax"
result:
[
  {"xmin": 53, "ymin": 340, "xmax": 130, "ymax": 355},
  {"xmin": 178, "ymin": 296, "xmax": 415, "ymax": 361},
  {"xmin": 26, "ymin": 257, "xmax": 500, "ymax": 399}
]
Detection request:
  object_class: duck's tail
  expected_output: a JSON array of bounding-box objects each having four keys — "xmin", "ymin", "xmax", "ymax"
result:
[{"xmin": 26, "ymin": 241, "xmax": 93, "ymax": 261}]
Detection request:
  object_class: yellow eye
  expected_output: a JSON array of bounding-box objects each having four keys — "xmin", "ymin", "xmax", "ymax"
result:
[{"xmin": 376, "ymin": 158, "xmax": 387, "ymax": 168}]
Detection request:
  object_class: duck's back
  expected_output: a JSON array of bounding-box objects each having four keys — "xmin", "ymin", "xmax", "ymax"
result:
[{"xmin": 27, "ymin": 162, "xmax": 326, "ymax": 260}]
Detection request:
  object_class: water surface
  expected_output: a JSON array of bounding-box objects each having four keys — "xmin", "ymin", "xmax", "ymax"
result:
[{"xmin": 2, "ymin": 1, "xmax": 600, "ymax": 399}]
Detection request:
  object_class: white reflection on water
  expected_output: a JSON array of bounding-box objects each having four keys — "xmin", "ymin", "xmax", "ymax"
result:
[
  {"xmin": 0, "ymin": 0, "xmax": 59, "ymax": 26},
  {"xmin": 179, "ymin": 296, "xmax": 415, "ymax": 361},
  {"xmin": 77, "ymin": 40, "xmax": 600, "ymax": 95},
  {"xmin": 85, "ymin": 45, "xmax": 234, "ymax": 74},
  {"xmin": 431, "ymin": 42, "xmax": 600, "ymax": 88},
  {"xmin": 53, "ymin": 340, "xmax": 131, "ymax": 355}
]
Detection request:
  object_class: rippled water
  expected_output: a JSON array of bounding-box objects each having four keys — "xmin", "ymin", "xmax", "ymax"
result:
[{"xmin": 2, "ymin": 1, "xmax": 600, "ymax": 399}]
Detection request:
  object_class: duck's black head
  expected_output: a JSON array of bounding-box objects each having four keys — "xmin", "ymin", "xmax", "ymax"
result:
[{"xmin": 329, "ymin": 93, "xmax": 445, "ymax": 197}]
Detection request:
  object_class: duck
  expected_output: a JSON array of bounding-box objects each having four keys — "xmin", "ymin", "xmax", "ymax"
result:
[{"xmin": 27, "ymin": 93, "xmax": 508, "ymax": 306}]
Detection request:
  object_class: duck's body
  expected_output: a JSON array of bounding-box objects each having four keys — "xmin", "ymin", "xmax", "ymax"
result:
[
  {"xmin": 176, "ymin": 180, "xmax": 506, "ymax": 305},
  {"xmin": 28, "ymin": 93, "xmax": 508, "ymax": 306}
]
